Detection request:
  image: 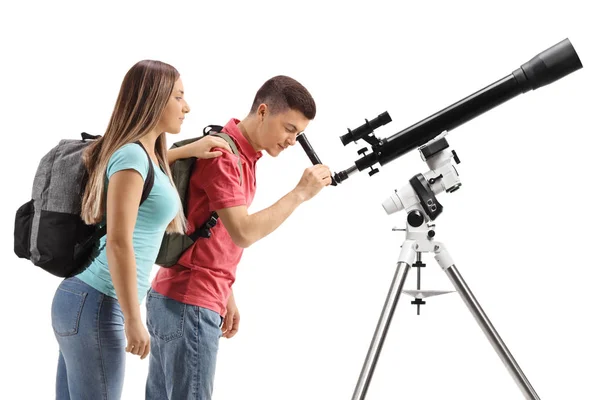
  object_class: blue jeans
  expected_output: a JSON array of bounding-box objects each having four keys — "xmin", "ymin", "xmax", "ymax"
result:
[
  {"xmin": 51, "ymin": 277, "xmax": 126, "ymax": 400},
  {"xmin": 145, "ymin": 288, "xmax": 223, "ymax": 400}
]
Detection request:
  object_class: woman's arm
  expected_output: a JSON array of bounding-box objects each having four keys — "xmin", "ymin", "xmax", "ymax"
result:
[
  {"xmin": 167, "ymin": 135, "xmax": 232, "ymax": 164},
  {"xmin": 105, "ymin": 168, "xmax": 150, "ymax": 359}
]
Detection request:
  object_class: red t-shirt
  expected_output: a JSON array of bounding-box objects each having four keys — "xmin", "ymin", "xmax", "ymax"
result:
[{"xmin": 151, "ymin": 118, "xmax": 262, "ymax": 316}]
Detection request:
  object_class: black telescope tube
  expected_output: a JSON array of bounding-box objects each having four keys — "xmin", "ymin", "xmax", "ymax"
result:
[{"xmin": 355, "ymin": 38, "xmax": 582, "ymax": 171}]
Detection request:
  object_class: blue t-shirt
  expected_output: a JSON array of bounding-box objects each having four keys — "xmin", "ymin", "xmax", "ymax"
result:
[{"xmin": 77, "ymin": 143, "xmax": 180, "ymax": 303}]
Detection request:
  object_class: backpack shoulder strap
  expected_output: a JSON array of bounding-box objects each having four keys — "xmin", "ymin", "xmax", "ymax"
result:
[
  {"xmin": 210, "ymin": 132, "xmax": 243, "ymax": 186},
  {"xmin": 134, "ymin": 141, "xmax": 155, "ymax": 205},
  {"xmin": 203, "ymin": 125, "xmax": 224, "ymax": 136}
]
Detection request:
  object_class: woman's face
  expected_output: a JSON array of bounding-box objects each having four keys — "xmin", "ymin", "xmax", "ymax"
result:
[{"xmin": 157, "ymin": 77, "xmax": 190, "ymax": 134}]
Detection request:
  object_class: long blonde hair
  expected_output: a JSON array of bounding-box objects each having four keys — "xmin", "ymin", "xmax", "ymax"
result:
[{"xmin": 81, "ymin": 60, "xmax": 186, "ymax": 234}]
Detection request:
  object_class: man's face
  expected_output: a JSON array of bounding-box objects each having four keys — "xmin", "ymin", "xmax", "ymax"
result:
[{"xmin": 256, "ymin": 105, "xmax": 310, "ymax": 157}]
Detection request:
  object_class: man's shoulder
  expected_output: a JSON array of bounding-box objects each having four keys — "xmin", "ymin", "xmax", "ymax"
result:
[{"xmin": 191, "ymin": 151, "xmax": 240, "ymax": 182}]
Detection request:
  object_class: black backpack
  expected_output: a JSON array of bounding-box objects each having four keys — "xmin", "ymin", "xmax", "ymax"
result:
[
  {"xmin": 155, "ymin": 125, "xmax": 242, "ymax": 267},
  {"xmin": 14, "ymin": 133, "xmax": 155, "ymax": 277}
]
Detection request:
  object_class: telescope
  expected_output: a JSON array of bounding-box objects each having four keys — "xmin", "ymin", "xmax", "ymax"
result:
[
  {"xmin": 330, "ymin": 38, "xmax": 583, "ymax": 400},
  {"xmin": 297, "ymin": 38, "xmax": 582, "ymax": 182}
]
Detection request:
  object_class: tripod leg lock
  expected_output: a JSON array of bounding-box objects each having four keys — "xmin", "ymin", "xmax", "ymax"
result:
[
  {"xmin": 433, "ymin": 242, "xmax": 454, "ymax": 270},
  {"xmin": 398, "ymin": 239, "xmax": 417, "ymax": 265}
]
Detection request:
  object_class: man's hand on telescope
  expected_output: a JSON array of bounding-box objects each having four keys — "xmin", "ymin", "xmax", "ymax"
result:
[{"xmin": 293, "ymin": 165, "xmax": 332, "ymax": 202}]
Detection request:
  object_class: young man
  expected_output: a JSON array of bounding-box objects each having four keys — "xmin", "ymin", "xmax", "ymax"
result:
[{"xmin": 146, "ymin": 75, "xmax": 332, "ymax": 400}]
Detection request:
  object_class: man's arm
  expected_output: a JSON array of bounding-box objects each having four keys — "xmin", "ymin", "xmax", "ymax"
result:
[{"xmin": 217, "ymin": 165, "xmax": 331, "ymax": 248}]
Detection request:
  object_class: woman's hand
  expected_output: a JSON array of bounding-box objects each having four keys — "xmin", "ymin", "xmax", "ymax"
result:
[{"xmin": 125, "ymin": 318, "xmax": 151, "ymax": 360}]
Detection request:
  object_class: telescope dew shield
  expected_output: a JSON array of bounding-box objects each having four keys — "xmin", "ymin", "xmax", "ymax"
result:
[
  {"xmin": 355, "ymin": 38, "xmax": 583, "ymax": 172},
  {"xmin": 516, "ymin": 38, "xmax": 583, "ymax": 92}
]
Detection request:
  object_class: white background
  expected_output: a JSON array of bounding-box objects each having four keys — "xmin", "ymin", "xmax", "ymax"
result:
[{"xmin": 1, "ymin": 1, "xmax": 598, "ymax": 399}]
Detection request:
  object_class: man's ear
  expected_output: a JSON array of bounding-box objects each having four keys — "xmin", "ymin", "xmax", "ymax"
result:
[{"xmin": 257, "ymin": 103, "xmax": 268, "ymax": 121}]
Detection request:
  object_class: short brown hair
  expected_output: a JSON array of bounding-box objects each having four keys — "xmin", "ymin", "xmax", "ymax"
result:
[{"xmin": 250, "ymin": 75, "xmax": 316, "ymax": 119}]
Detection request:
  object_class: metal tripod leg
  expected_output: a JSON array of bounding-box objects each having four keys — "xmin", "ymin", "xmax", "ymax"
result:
[
  {"xmin": 440, "ymin": 261, "xmax": 541, "ymax": 399},
  {"xmin": 351, "ymin": 241, "xmax": 416, "ymax": 400}
]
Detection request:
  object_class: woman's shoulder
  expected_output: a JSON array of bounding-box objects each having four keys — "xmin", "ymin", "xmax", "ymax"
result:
[
  {"xmin": 112, "ymin": 142, "xmax": 146, "ymax": 159},
  {"xmin": 106, "ymin": 142, "xmax": 149, "ymax": 179}
]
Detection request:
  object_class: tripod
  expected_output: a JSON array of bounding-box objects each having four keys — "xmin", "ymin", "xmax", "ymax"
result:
[{"xmin": 351, "ymin": 135, "xmax": 540, "ymax": 400}]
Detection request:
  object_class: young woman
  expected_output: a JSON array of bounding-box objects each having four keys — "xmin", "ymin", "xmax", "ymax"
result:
[{"xmin": 50, "ymin": 60, "xmax": 229, "ymax": 399}]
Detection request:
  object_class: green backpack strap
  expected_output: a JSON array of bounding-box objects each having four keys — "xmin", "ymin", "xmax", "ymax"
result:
[{"xmin": 155, "ymin": 128, "xmax": 244, "ymax": 268}]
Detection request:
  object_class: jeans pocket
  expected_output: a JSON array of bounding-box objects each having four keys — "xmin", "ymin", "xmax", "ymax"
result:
[
  {"xmin": 51, "ymin": 286, "xmax": 87, "ymax": 336},
  {"xmin": 146, "ymin": 291, "xmax": 185, "ymax": 342}
]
